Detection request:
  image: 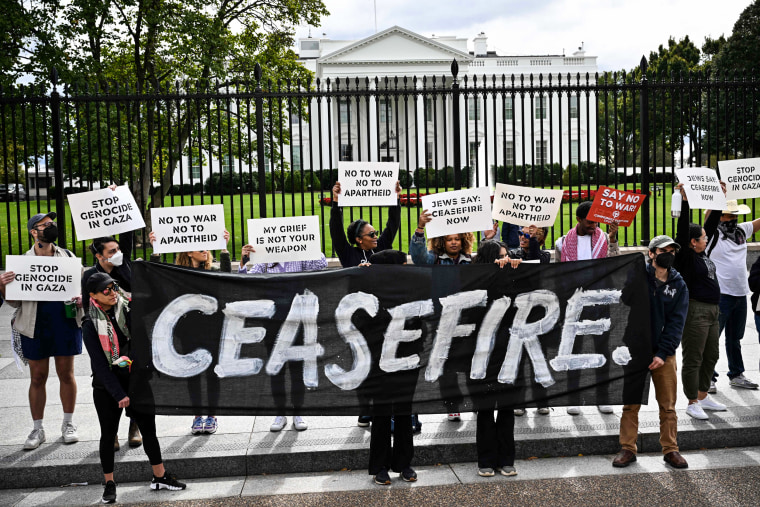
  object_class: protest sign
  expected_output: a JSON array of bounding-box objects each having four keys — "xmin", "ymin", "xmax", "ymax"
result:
[
  {"xmin": 491, "ymin": 184, "xmax": 563, "ymax": 227},
  {"xmin": 674, "ymin": 167, "xmax": 727, "ymax": 210},
  {"xmin": 718, "ymin": 158, "xmax": 760, "ymax": 200},
  {"xmin": 68, "ymin": 186, "xmax": 145, "ymax": 241},
  {"xmin": 587, "ymin": 186, "xmax": 645, "ymax": 227},
  {"xmin": 338, "ymin": 162, "xmax": 399, "ymax": 207},
  {"xmin": 151, "ymin": 204, "xmax": 227, "ymax": 254},
  {"xmin": 247, "ymin": 215, "xmax": 322, "ymax": 263},
  {"xmin": 131, "ymin": 254, "xmax": 652, "ymax": 416},
  {"xmin": 5, "ymin": 255, "xmax": 82, "ymax": 301},
  {"xmin": 421, "ymin": 187, "xmax": 493, "ymax": 238}
]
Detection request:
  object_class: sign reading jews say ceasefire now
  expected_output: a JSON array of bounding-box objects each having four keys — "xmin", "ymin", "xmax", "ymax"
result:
[
  {"xmin": 150, "ymin": 204, "xmax": 227, "ymax": 254},
  {"xmin": 491, "ymin": 184, "xmax": 564, "ymax": 227},
  {"xmin": 718, "ymin": 158, "xmax": 760, "ymax": 200},
  {"xmin": 420, "ymin": 187, "xmax": 493, "ymax": 238},
  {"xmin": 338, "ymin": 161, "xmax": 399, "ymax": 207},
  {"xmin": 675, "ymin": 167, "xmax": 728, "ymax": 210},
  {"xmin": 587, "ymin": 186, "xmax": 645, "ymax": 227},
  {"xmin": 67, "ymin": 186, "xmax": 146, "ymax": 241}
]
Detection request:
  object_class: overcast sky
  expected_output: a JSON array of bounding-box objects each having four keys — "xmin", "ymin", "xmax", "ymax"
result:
[{"xmin": 294, "ymin": 0, "xmax": 751, "ymax": 72}]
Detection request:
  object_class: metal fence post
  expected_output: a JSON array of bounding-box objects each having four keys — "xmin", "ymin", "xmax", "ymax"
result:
[
  {"xmin": 451, "ymin": 59, "xmax": 462, "ymax": 190},
  {"xmin": 639, "ymin": 56, "xmax": 650, "ymax": 245},
  {"xmin": 254, "ymin": 63, "xmax": 267, "ymax": 218},
  {"xmin": 50, "ymin": 68, "xmax": 67, "ymax": 249}
]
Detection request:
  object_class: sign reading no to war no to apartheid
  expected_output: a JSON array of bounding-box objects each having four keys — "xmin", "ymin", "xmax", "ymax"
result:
[
  {"xmin": 5, "ymin": 255, "xmax": 82, "ymax": 301},
  {"xmin": 718, "ymin": 158, "xmax": 760, "ymax": 200},
  {"xmin": 68, "ymin": 186, "xmax": 146, "ymax": 241},
  {"xmin": 587, "ymin": 186, "xmax": 645, "ymax": 227},
  {"xmin": 420, "ymin": 187, "xmax": 493, "ymax": 238},
  {"xmin": 491, "ymin": 184, "xmax": 563, "ymax": 227},
  {"xmin": 338, "ymin": 162, "xmax": 399, "ymax": 207},
  {"xmin": 675, "ymin": 167, "xmax": 728, "ymax": 211},
  {"xmin": 150, "ymin": 204, "xmax": 227, "ymax": 254},
  {"xmin": 247, "ymin": 215, "xmax": 322, "ymax": 263}
]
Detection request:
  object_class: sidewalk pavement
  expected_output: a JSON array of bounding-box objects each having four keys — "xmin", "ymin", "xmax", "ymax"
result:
[{"xmin": 1, "ymin": 299, "xmax": 760, "ymax": 490}]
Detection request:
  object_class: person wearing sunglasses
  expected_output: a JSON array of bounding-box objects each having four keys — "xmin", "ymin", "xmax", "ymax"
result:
[
  {"xmin": 329, "ymin": 180, "xmax": 402, "ymax": 267},
  {"xmin": 82, "ymin": 272, "xmax": 186, "ymax": 503},
  {"xmin": 3, "ymin": 212, "xmax": 84, "ymax": 450},
  {"xmin": 508, "ymin": 225, "xmax": 551, "ymax": 265}
]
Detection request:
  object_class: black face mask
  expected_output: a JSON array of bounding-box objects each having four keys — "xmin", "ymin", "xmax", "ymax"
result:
[
  {"xmin": 37, "ymin": 224, "xmax": 58, "ymax": 244},
  {"xmin": 725, "ymin": 219, "xmax": 738, "ymax": 232},
  {"xmin": 655, "ymin": 252, "xmax": 675, "ymax": 270}
]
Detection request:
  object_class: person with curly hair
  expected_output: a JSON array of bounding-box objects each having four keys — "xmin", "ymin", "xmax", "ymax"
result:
[{"xmin": 410, "ymin": 209, "xmax": 478, "ymax": 266}]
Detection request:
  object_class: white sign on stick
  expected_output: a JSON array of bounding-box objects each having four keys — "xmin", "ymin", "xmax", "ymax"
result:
[
  {"xmin": 68, "ymin": 186, "xmax": 145, "ymax": 241},
  {"xmin": 247, "ymin": 215, "xmax": 322, "ymax": 263},
  {"xmin": 491, "ymin": 184, "xmax": 563, "ymax": 227},
  {"xmin": 675, "ymin": 167, "xmax": 727, "ymax": 210},
  {"xmin": 338, "ymin": 161, "xmax": 399, "ymax": 207},
  {"xmin": 5, "ymin": 255, "xmax": 82, "ymax": 301},
  {"xmin": 718, "ymin": 158, "xmax": 760, "ymax": 200},
  {"xmin": 420, "ymin": 187, "xmax": 493, "ymax": 238},
  {"xmin": 150, "ymin": 205, "xmax": 227, "ymax": 254}
]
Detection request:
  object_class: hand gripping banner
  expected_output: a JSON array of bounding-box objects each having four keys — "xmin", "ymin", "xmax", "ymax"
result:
[{"xmin": 130, "ymin": 254, "xmax": 652, "ymax": 415}]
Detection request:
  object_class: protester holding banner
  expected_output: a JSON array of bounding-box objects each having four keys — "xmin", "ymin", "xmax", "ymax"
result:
[
  {"xmin": 148, "ymin": 229, "xmax": 231, "ymax": 434},
  {"xmin": 238, "ymin": 243, "xmax": 328, "ymax": 432},
  {"xmin": 673, "ymin": 184, "xmax": 726, "ymax": 420},
  {"xmin": 613, "ymin": 235, "xmax": 689, "ymax": 469},
  {"xmin": 82, "ymin": 272, "xmax": 186, "ymax": 503},
  {"xmin": 704, "ymin": 195, "xmax": 760, "ymax": 391},
  {"xmin": 2, "ymin": 212, "xmax": 84, "ymax": 450},
  {"xmin": 329, "ymin": 181, "xmax": 402, "ymax": 267},
  {"xmin": 411, "ymin": 209, "xmax": 475, "ymax": 266},
  {"xmin": 508, "ymin": 225, "xmax": 551, "ymax": 264},
  {"xmin": 554, "ymin": 201, "xmax": 618, "ymax": 416}
]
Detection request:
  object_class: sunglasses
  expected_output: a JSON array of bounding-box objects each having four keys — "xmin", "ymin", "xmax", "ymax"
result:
[
  {"xmin": 361, "ymin": 231, "xmax": 378, "ymax": 239},
  {"xmin": 101, "ymin": 283, "xmax": 120, "ymax": 295},
  {"xmin": 521, "ymin": 232, "xmax": 531, "ymax": 239}
]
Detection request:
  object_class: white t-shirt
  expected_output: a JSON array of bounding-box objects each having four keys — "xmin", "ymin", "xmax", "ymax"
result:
[
  {"xmin": 555, "ymin": 234, "xmax": 593, "ymax": 261},
  {"xmin": 709, "ymin": 221, "xmax": 753, "ymax": 296}
]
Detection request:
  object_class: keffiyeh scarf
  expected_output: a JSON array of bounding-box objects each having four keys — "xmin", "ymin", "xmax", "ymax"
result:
[{"xmin": 88, "ymin": 293, "xmax": 130, "ymax": 366}]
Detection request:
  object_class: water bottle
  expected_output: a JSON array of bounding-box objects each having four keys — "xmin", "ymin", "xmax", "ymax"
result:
[{"xmin": 671, "ymin": 191, "xmax": 682, "ymax": 218}]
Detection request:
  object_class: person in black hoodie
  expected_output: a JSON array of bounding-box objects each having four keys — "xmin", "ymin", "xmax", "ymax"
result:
[
  {"xmin": 82, "ymin": 273, "xmax": 186, "ymax": 504},
  {"xmin": 329, "ymin": 180, "xmax": 402, "ymax": 267},
  {"xmin": 749, "ymin": 257, "xmax": 760, "ymax": 359},
  {"xmin": 613, "ymin": 235, "xmax": 689, "ymax": 470}
]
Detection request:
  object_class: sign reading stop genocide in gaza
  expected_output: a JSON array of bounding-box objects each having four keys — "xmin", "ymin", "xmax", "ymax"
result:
[
  {"xmin": 587, "ymin": 186, "xmax": 646, "ymax": 227},
  {"xmin": 67, "ymin": 186, "xmax": 146, "ymax": 241}
]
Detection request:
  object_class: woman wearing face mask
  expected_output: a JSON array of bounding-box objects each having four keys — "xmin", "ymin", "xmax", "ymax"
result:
[
  {"xmin": 673, "ymin": 183, "xmax": 726, "ymax": 420},
  {"xmin": 410, "ymin": 209, "xmax": 475, "ymax": 266}
]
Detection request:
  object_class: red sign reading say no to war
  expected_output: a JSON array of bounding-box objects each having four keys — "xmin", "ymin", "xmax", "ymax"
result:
[{"xmin": 587, "ymin": 186, "xmax": 645, "ymax": 227}]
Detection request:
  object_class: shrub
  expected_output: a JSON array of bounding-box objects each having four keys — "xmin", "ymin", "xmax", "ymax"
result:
[{"xmin": 398, "ymin": 169, "xmax": 413, "ymax": 189}]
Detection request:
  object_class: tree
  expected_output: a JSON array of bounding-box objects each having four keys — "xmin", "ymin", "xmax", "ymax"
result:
[{"xmin": 3, "ymin": 0, "xmax": 328, "ymax": 219}]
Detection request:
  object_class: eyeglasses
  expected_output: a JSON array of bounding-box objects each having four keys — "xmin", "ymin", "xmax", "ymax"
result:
[
  {"xmin": 101, "ymin": 283, "xmax": 120, "ymax": 295},
  {"xmin": 361, "ymin": 231, "xmax": 378, "ymax": 239},
  {"xmin": 34, "ymin": 221, "xmax": 56, "ymax": 230}
]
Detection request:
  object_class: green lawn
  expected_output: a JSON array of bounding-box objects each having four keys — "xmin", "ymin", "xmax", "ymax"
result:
[{"xmin": 1, "ymin": 184, "xmax": 750, "ymax": 267}]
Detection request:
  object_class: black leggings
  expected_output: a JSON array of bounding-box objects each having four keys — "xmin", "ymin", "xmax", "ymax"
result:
[{"xmin": 93, "ymin": 388, "xmax": 162, "ymax": 474}]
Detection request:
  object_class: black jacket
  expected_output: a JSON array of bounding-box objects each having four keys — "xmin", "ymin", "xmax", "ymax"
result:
[
  {"xmin": 647, "ymin": 263, "xmax": 689, "ymax": 360},
  {"xmin": 329, "ymin": 201, "xmax": 401, "ymax": 267}
]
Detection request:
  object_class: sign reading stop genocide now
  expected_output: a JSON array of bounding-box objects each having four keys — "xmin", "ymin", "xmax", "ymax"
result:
[{"xmin": 587, "ymin": 186, "xmax": 645, "ymax": 227}]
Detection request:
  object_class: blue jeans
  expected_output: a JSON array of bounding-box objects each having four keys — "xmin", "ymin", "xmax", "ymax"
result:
[{"xmin": 718, "ymin": 294, "xmax": 748, "ymax": 379}]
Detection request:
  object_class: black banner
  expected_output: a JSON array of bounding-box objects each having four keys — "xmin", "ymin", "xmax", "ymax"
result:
[{"xmin": 130, "ymin": 254, "xmax": 652, "ymax": 415}]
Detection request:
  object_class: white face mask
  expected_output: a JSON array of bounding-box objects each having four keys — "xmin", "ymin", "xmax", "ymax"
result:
[{"xmin": 108, "ymin": 251, "xmax": 124, "ymax": 267}]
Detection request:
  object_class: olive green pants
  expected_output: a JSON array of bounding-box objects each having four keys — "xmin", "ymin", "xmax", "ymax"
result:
[{"xmin": 680, "ymin": 300, "xmax": 720, "ymax": 401}]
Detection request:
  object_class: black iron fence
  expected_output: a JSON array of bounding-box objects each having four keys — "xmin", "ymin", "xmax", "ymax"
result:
[{"xmin": 0, "ymin": 59, "xmax": 758, "ymax": 267}]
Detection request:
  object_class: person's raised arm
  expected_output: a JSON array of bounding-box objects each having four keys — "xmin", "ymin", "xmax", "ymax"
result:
[
  {"xmin": 377, "ymin": 180, "xmax": 402, "ymax": 250},
  {"xmin": 410, "ymin": 209, "xmax": 434, "ymax": 265},
  {"xmin": 329, "ymin": 182, "xmax": 351, "ymax": 263},
  {"xmin": 675, "ymin": 184, "xmax": 691, "ymax": 252}
]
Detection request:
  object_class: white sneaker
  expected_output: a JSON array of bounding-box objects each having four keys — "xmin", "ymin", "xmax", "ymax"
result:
[
  {"xmin": 699, "ymin": 395, "xmax": 727, "ymax": 411},
  {"xmin": 513, "ymin": 409, "xmax": 526, "ymax": 416},
  {"xmin": 270, "ymin": 416, "xmax": 287, "ymax": 432},
  {"xmin": 24, "ymin": 428, "xmax": 45, "ymax": 450},
  {"xmin": 566, "ymin": 406, "xmax": 581, "ymax": 415},
  {"xmin": 61, "ymin": 422, "xmax": 79, "ymax": 444},
  {"xmin": 598, "ymin": 405, "xmax": 614, "ymax": 414},
  {"xmin": 293, "ymin": 416, "xmax": 308, "ymax": 431},
  {"xmin": 447, "ymin": 413, "xmax": 461, "ymax": 422},
  {"xmin": 686, "ymin": 403, "xmax": 709, "ymax": 420},
  {"xmin": 537, "ymin": 407, "xmax": 551, "ymax": 415}
]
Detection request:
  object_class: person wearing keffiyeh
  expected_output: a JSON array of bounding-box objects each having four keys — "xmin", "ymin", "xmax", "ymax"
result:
[{"xmin": 82, "ymin": 272, "xmax": 186, "ymax": 504}]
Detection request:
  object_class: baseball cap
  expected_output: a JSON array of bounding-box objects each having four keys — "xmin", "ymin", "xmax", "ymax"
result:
[
  {"xmin": 648, "ymin": 235, "xmax": 680, "ymax": 252},
  {"xmin": 86, "ymin": 272, "xmax": 117, "ymax": 295},
  {"xmin": 27, "ymin": 212, "xmax": 57, "ymax": 232}
]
